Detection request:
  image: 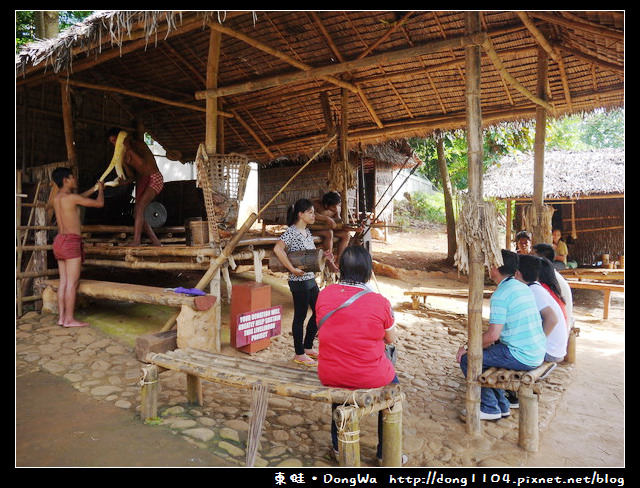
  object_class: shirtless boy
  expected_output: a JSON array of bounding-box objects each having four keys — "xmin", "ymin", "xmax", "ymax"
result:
[
  {"xmin": 107, "ymin": 127, "xmax": 164, "ymax": 247},
  {"xmin": 51, "ymin": 167, "xmax": 104, "ymax": 327},
  {"xmin": 312, "ymin": 191, "xmax": 350, "ymax": 273}
]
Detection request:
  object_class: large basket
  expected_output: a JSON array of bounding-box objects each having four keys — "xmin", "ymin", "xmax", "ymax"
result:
[{"xmin": 196, "ymin": 145, "xmax": 251, "ymax": 242}]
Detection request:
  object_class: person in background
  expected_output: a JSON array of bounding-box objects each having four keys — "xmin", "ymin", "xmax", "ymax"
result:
[
  {"xmin": 456, "ymin": 250, "xmax": 546, "ymax": 420},
  {"xmin": 533, "ymin": 243, "xmax": 573, "ymax": 330},
  {"xmin": 312, "ymin": 191, "xmax": 350, "ymax": 273},
  {"xmin": 515, "ymin": 230, "xmax": 532, "ymax": 254},
  {"xmin": 538, "ymin": 257, "xmax": 569, "ymax": 331},
  {"xmin": 315, "ymin": 245, "xmax": 407, "ymax": 466},
  {"xmin": 516, "ymin": 255, "xmax": 568, "ymax": 362},
  {"xmin": 273, "ymin": 199, "xmax": 320, "ymax": 366},
  {"xmin": 456, "ymin": 249, "xmax": 546, "ymax": 420},
  {"xmin": 51, "ymin": 167, "xmax": 104, "ymax": 328},
  {"xmin": 107, "ymin": 127, "xmax": 163, "ymax": 247},
  {"xmin": 551, "ymin": 228, "xmax": 568, "ymax": 270}
]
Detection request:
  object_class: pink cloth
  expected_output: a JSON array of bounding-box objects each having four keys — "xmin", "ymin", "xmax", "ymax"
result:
[{"xmin": 53, "ymin": 233, "xmax": 84, "ymax": 262}]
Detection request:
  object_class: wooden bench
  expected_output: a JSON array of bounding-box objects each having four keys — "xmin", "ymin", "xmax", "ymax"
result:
[
  {"xmin": 41, "ymin": 279, "xmax": 219, "ymax": 352},
  {"xmin": 566, "ymin": 280, "xmax": 624, "ymax": 319},
  {"xmin": 140, "ymin": 348, "xmax": 404, "ymax": 467},
  {"xmin": 404, "ymin": 288, "xmax": 493, "ymax": 310},
  {"xmin": 477, "ymin": 362, "xmax": 557, "ymax": 452}
]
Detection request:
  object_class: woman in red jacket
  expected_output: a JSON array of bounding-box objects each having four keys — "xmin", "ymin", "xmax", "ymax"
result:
[{"xmin": 316, "ymin": 245, "xmax": 406, "ymax": 465}]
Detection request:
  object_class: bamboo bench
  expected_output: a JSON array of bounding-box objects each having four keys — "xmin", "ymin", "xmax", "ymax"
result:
[
  {"xmin": 477, "ymin": 361, "xmax": 558, "ymax": 452},
  {"xmin": 41, "ymin": 279, "xmax": 219, "ymax": 351},
  {"xmin": 404, "ymin": 288, "xmax": 493, "ymax": 310},
  {"xmin": 140, "ymin": 348, "xmax": 404, "ymax": 467},
  {"xmin": 566, "ymin": 280, "xmax": 624, "ymax": 319}
]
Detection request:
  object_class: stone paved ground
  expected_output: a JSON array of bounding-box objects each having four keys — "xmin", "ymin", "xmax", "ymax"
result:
[{"xmin": 17, "ymin": 269, "xmax": 612, "ymax": 468}]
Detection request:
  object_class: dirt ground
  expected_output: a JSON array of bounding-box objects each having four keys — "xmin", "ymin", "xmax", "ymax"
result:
[{"xmin": 16, "ymin": 224, "xmax": 625, "ymax": 469}]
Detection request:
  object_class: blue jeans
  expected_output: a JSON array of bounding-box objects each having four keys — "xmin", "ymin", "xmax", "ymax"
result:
[{"xmin": 459, "ymin": 343, "xmax": 536, "ymax": 415}]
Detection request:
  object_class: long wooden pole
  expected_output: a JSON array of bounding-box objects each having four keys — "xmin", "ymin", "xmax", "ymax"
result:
[
  {"xmin": 464, "ymin": 11, "xmax": 484, "ymax": 436},
  {"xmin": 532, "ymin": 46, "xmax": 548, "ymax": 245}
]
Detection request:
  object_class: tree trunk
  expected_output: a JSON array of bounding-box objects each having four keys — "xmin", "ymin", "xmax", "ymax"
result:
[{"xmin": 436, "ymin": 137, "xmax": 457, "ymax": 263}]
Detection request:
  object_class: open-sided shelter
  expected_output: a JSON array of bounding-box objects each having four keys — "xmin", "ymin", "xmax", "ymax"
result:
[
  {"xmin": 484, "ymin": 148, "xmax": 624, "ymax": 265},
  {"xmin": 16, "ymin": 10, "xmax": 624, "ymax": 437}
]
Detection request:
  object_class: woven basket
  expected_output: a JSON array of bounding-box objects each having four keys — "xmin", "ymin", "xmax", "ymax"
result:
[{"xmin": 196, "ymin": 145, "xmax": 251, "ymax": 241}]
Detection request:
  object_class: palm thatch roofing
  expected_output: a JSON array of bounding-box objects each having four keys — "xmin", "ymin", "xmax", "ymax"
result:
[
  {"xmin": 483, "ymin": 148, "xmax": 625, "ymax": 200},
  {"xmin": 16, "ymin": 10, "xmax": 624, "ymax": 169}
]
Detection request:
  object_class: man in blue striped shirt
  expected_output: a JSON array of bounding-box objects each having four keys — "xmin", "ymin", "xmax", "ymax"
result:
[{"xmin": 457, "ymin": 250, "xmax": 546, "ymax": 420}]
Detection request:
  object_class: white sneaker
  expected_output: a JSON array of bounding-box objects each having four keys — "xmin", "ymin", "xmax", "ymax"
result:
[{"xmin": 459, "ymin": 408, "xmax": 502, "ymax": 422}]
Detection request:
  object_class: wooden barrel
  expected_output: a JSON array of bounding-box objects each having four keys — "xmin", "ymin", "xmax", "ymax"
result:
[
  {"xmin": 190, "ymin": 220, "xmax": 209, "ymax": 245},
  {"xmin": 269, "ymin": 249, "xmax": 323, "ymax": 273}
]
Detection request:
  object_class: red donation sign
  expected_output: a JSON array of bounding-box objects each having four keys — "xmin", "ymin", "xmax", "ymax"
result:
[{"xmin": 235, "ymin": 305, "xmax": 282, "ymax": 347}]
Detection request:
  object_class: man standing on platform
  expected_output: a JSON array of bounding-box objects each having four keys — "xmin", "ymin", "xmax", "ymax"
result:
[{"xmin": 107, "ymin": 127, "xmax": 164, "ymax": 247}]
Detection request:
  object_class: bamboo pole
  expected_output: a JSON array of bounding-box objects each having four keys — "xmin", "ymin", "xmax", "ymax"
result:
[
  {"xmin": 140, "ymin": 364, "xmax": 159, "ymax": 421},
  {"xmin": 518, "ymin": 385, "xmax": 539, "ymax": 452},
  {"xmin": 381, "ymin": 400, "xmax": 403, "ymax": 467},
  {"xmin": 532, "ymin": 46, "xmax": 549, "ymax": 245},
  {"xmin": 464, "ymin": 11, "xmax": 484, "ymax": 436}
]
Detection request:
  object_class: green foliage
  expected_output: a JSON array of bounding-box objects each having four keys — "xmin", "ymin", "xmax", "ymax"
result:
[
  {"xmin": 409, "ymin": 108, "xmax": 624, "ymax": 193},
  {"xmin": 16, "ymin": 10, "xmax": 93, "ymax": 51},
  {"xmin": 394, "ymin": 191, "xmax": 448, "ymax": 228}
]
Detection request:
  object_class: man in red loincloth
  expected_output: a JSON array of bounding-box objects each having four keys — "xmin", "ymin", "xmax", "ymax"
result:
[
  {"xmin": 51, "ymin": 167, "xmax": 104, "ymax": 327},
  {"xmin": 107, "ymin": 127, "xmax": 164, "ymax": 247}
]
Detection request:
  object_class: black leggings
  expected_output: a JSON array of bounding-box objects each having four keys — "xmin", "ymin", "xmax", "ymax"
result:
[{"xmin": 288, "ymin": 278, "xmax": 319, "ymax": 355}]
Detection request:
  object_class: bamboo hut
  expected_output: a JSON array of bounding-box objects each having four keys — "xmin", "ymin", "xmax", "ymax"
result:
[
  {"xmin": 16, "ymin": 11, "xmax": 624, "ymax": 437},
  {"xmin": 483, "ymin": 149, "xmax": 624, "ymax": 265},
  {"xmin": 258, "ymin": 139, "xmax": 422, "ymax": 226}
]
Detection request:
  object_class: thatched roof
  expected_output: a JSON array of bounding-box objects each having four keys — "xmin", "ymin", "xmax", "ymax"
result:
[
  {"xmin": 483, "ymin": 148, "xmax": 625, "ymax": 199},
  {"xmin": 16, "ymin": 11, "xmax": 624, "ymax": 166}
]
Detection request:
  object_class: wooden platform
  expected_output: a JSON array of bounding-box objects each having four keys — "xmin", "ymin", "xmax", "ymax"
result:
[
  {"xmin": 42, "ymin": 279, "xmax": 216, "ymax": 311},
  {"xmin": 141, "ymin": 348, "xmax": 404, "ymax": 467},
  {"xmin": 566, "ymin": 280, "xmax": 624, "ymax": 319},
  {"xmin": 477, "ymin": 362, "xmax": 558, "ymax": 452},
  {"xmin": 404, "ymin": 287, "xmax": 493, "ymax": 310}
]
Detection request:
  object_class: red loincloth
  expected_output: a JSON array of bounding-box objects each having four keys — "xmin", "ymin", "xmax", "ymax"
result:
[
  {"xmin": 53, "ymin": 233, "xmax": 85, "ymax": 262},
  {"xmin": 135, "ymin": 171, "xmax": 164, "ymax": 200}
]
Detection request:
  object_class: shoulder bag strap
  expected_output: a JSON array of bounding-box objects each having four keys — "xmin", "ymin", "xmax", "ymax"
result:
[{"xmin": 318, "ymin": 289, "xmax": 371, "ymax": 329}]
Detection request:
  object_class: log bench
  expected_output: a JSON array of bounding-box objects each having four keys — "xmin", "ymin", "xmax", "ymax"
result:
[
  {"xmin": 404, "ymin": 288, "xmax": 493, "ymax": 310},
  {"xmin": 566, "ymin": 281, "xmax": 624, "ymax": 319},
  {"xmin": 140, "ymin": 348, "xmax": 404, "ymax": 467},
  {"xmin": 41, "ymin": 279, "xmax": 220, "ymax": 352},
  {"xmin": 477, "ymin": 361, "xmax": 558, "ymax": 452}
]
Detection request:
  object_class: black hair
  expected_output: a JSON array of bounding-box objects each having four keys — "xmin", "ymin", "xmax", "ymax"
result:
[
  {"xmin": 532, "ymin": 243, "xmax": 556, "ymax": 261},
  {"xmin": 51, "ymin": 167, "xmax": 73, "ymax": 188},
  {"xmin": 538, "ymin": 257, "xmax": 565, "ymax": 303},
  {"xmin": 286, "ymin": 198, "xmax": 314, "ymax": 227},
  {"xmin": 106, "ymin": 127, "xmax": 124, "ymax": 139},
  {"xmin": 322, "ymin": 191, "xmax": 341, "ymax": 207},
  {"xmin": 339, "ymin": 245, "xmax": 372, "ymax": 283},
  {"xmin": 515, "ymin": 230, "xmax": 531, "ymax": 241},
  {"xmin": 498, "ymin": 249, "xmax": 519, "ymax": 276},
  {"xmin": 518, "ymin": 254, "xmax": 542, "ymax": 283}
]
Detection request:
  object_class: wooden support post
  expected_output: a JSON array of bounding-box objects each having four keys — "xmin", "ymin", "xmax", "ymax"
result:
[
  {"xmin": 140, "ymin": 364, "xmax": 159, "ymax": 422},
  {"xmin": 565, "ymin": 327, "xmax": 577, "ymax": 364},
  {"xmin": 518, "ymin": 385, "xmax": 539, "ymax": 452},
  {"xmin": 381, "ymin": 401, "xmax": 403, "ymax": 467},
  {"xmin": 187, "ymin": 373, "xmax": 203, "ymax": 405},
  {"xmin": 335, "ymin": 406, "xmax": 361, "ymax": 467},
  {"xmin": 464, "ymin": 11, "xmax": 484, "ymax": 436},
  {"xmin": 532, "ymin": 46, "xmax": 549, "ymax": 245}
]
